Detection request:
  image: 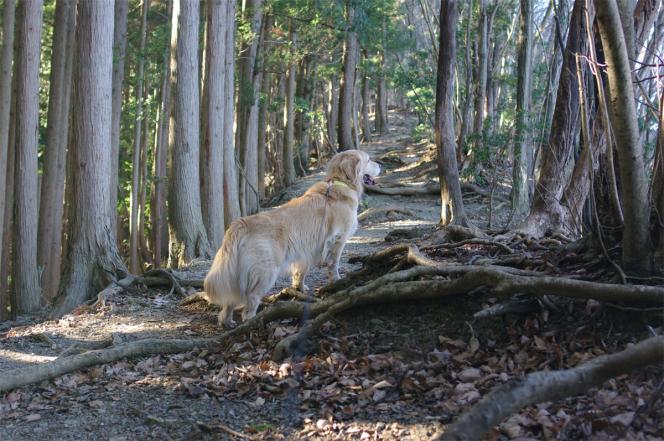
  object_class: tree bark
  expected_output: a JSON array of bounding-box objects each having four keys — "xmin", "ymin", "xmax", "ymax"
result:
[
  {"xmin": 110, "ymin": 0, "xmax": 129, "ymax": 239},
  {"xmin": 13, "ymin": 0, "xmax": 44, "ymax": 314},
  {"xmin": 338, "ymin": 2, "xmax": 359, "ymax": 151},
  {"xmin": 282, "ymin": 22, "xmax": 297, "ymax": 186},
  {"xmin": 435, "ymin": 0, "xmax": 469, "ymax": 227},
  {"xmin": 167, "ymin": 0, "xmax": 212, "ymax": 267},
  {"xmin": 511, "ymin": 0, "xmax": 534, "ymax": 220},
  {"xmin": 130, "ymin": 0, "xmax": 150, "ymax": 274},
  {"xmin": 470, "ymin": 0, "xmax": 489, "ymax": 164},
  {"xmin": 360, "ymin": 50, "xmax": 371, "ymax": 142},
  {"xmin": 222, "ymin": 0, "xmax": 241, "ymax": 226},
  {"xmin": 517, "ymin": 0, "xmax": 588, "ymax": 238},
  {"xmin": 236, "ymin": 0, "xmax": 263, "ymax": 215},
  {"xmin": 0, "ymin": 0, "xmax": 15, "ymax": 288},
  {"xmin": 375, "ymin": 49, "xmax": 388, "ymax": 134},
  {"xmin": 596, "ymin": 0, "xmax": 650, "ymax": 274},
  {"xmin": 37, "ymin": 0, "xmax": 75, "ymax": 300},
  {"xmin": 327, "ymin": 76, "xmax": 339, "ymax": 148},
  {"xmin": 653, "ymin": 94, "xmax": 664, "ymax": 269},
  {"xmin": 152, "ymin": 0, "xmax": 172, "ymax": 268},
  {"xmin": 0, "ymin": 48, "xmax": 17, "ymax": 320},
  {"xmin": 458, "ymin": 0, "xmax": 473, "ymax": 157},
  {"xmin": 257, "ymin": 16, "xmax": 272, "ymax": 200},
  {"xmin": 51, "ymin": 0, "xmax": 128, "ymax": 318},
  {"xmin": 201, "ymin": 0, "xmax": 227, "ymax": 250}
]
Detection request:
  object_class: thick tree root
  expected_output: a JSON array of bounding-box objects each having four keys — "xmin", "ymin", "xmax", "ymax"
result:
[
  {"xmin": 366, "ymin": 181, "xmax": 509, "ymax": 203},
  {"xmin": 2, "ymin": 245, "xmax": 662, "ymax": 393},
  {"xmin": 439, "ymin": 335, "xmax": 664, "ymax": 441}
]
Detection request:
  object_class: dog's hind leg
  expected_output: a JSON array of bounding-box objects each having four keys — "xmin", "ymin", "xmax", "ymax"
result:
[
  {"xmin": 240, "ymin": 268, "xmax": 278, "ymax": 322},
  {"xmin": 290, "ymin": 263, "xmax": 310, "ymax": 292}
]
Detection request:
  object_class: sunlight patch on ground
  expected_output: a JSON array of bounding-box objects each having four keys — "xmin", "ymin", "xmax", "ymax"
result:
[{"xmin": 0, "ymin": 349, "xmax": 57, "ymax": 364}]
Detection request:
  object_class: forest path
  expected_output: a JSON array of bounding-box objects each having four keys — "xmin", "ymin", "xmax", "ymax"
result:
[
  {"xmin": 271, "ymin": 109, "xmax": 440, "ymax": 292},
  {"xmin": 0, "ymin": 109, "xmax": 659, "ymax": 441}
]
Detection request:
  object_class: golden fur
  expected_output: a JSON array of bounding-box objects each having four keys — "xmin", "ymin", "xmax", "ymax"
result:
[{"xmin": 203, "ymin": 150, "xmax": 381, "ymax": 326}]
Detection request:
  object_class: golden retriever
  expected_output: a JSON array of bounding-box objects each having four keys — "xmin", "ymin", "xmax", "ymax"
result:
[{"xmin": 203, "ymin": 150, "xmax": 381, "ymax": 326}]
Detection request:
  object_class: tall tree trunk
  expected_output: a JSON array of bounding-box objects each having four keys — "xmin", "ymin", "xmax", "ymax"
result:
[
  {"xmin": 237, "ymin": 0, "xmax": 263, "ymax": 216},
  {"xmin": 517, "ymin": 0, "xmax": 588, "ymax": 238},
  {"xmin": 327, "ymin": 76, "xmax": 339, "ymax": 148},
  {"xmin": 282, "ymin": 22, "xmax": 297, "ymax": 186},
  {"xmin": 375, "ymin": 50, "xmax": 388, "ymax": 134},
  {"xmin": 201, "ymin": 0, "xmax": 227, "ymax": 250},
  {"xmin": 435, "ymin": 0, "xmax": 469, "ymax": 227},
  {"xmin": 13, "ymin": 0, "xmax": 44, "ymax": 314},
  {"xmin": 470, "ymin": 0, "xmax": 489, "ymax": 165},
  {"xmin": 37, "ymin": 0, "xmax": 75, "ymax": 299},
  {"xmin": 596, "ymin": 0, "xmax": 650, "ymax": 274},
  {"xmin": 152, "ymin": 0, "xmax": 172, "ymax": 268},
  {"xmin": 338, "ymin": 2, "xmax": 358, "ymax": 151},
  {"xmin": 130, "ymin": 0, "xmax": 150, "ymax": 274},
  {"xmin": 653, "ymin": 94, "xmax": 664, "ymax": 270},
  {"xmin": 52, "ymin": 0, "xmax": 128, "ymax": 317},
  {"xmin": 511, "ymin": 0, "xmax": 534, "ymax": 220},
  {"xmin": 459, "ymin": 0, "xmax": 473, "ymax": 155},
  {"xmin": 110, "ymin": 0, "xmax": 128, "ymax": 239},
  {"xmin": 223, "ymin": 0, "xmax": 240, "ymax": 226},
  {"xmin": 168, "ymin": 0, "xmax": 212, "ymax": 267},
  {"xmin": 257, "ymin": 16, "xmax": 272, "ymax": 200},
  {"xmin": 0, "ymin": 0, "xmax": 15, "ymax": 289},
  {"xmin": 0, "ymin": 49, "xmax": 17, "ymax": 320},
  {"xmin": 361, "ymin": 50, "xmax": 371, "ymax": 142}
]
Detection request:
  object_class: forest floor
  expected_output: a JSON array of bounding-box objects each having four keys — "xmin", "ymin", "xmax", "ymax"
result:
[{"xmin": 0, "ymin": 110, "xmax": 662, "ymax": 441}]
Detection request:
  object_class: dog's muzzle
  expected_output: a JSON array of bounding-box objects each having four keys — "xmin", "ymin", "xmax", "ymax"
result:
[{"xmin": 363, "ymin": 174, "xmax": 376, "ymax": 186}]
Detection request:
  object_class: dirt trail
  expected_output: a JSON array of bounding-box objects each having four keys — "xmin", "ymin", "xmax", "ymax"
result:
[{"xmin": 1, "ymin": 110, "xmax": 659, "ymax": 441}]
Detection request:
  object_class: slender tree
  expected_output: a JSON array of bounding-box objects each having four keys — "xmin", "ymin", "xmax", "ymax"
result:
[
  {"xmin": 236, "ymin": 0, "xmax": 263, "ymax": 215},
  {"xmin": 110, "ymin": 0, "xmax": 129, "ymax": 237},
  {"xmin": 511, "ymin": 0, "xmax": 534, "ymax": 220},
  {"xmin": 435, "ymin": 0, "xmax": 469, "ymax": 227},
  {"xmin": 152, "ymin": 0, "xmax": 173, "ymax": 267},
  {"xmin": 168, "ymin": 0, "xmax": 211, "ymax": 266},
  {"xmin": 257, "ymin": 16, "xmax": 272, "ymax": 200},
  {"xmin": 201, "ymin": 0, "xmax": 227, "ymax": 250},
  {"xmin": 360, "ymin": 50, "xmax": 371, "ymax": 142},
  {"xmin": 470, "ymin": 0, "xmax": 489, "ymax": 164},
  {"xmin": 0, "ymin": 0, "xmax": 15, "ymax": 280},
  {"xmin": 282, "ymin": 22, "xmax": 297, "ymax": 186},
  {"xmin": 223, "ymin": 0, "xmax": 241, "ymax": 225},
  {"xmin": 129, "ymin": 0, "xmax": 150, "ymax": 274},
  {"xmin": 13, "ymin": 0, "xmax": 44, "ymax": 314},
  {"xmin": 596, "ymin": 0, "xmax": 650, "ymax": 273},
  {"xmin": 338, "ymin": 2, "xmax": 359, "ymax": 151},
  {"xmin": 52, "ymin": 0, "xmax": 127, "ymax": 317},
  {"xmin": 37, "ymin": 0, "xmax": 76, "ymax": 299}
]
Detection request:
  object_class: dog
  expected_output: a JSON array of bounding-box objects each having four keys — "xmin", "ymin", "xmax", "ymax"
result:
[{"xmin": 203, "ymin": 149, "xmax": 381, "ymax": 326}]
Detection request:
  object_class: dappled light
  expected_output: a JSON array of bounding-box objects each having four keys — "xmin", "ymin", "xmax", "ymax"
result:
[{"xmin": 0, "ymin": 0, "xmax": 662, "ymax": 440}]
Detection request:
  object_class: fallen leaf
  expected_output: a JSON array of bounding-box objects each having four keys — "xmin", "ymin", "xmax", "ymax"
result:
[{"xmin": 25, "ymin": 413, "xmax": 41, "ymax": 422}]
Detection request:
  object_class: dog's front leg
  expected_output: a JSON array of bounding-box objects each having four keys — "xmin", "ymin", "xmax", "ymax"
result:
[
  {"xmin": 325, "ymin": 237, "xmax": 348, "ymax": 283},
  {"xmin": 290, "ymin": 263, "xmax": 309, "ymax": 292}
]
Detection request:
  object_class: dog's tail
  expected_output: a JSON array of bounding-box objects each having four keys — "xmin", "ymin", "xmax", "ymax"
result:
[{"xmin": 203, "ymin": 221, "xmax": 245, "ymax": 307}]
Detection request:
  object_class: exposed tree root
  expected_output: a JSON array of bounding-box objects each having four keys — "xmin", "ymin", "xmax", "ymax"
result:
[
  {"xmin": 439, "ymin": 335, "xmax": 664, "ymax": 441},
  {"xmin": 366, "ymin": 181, "xmax": 509, "ymax": 203},
  {"xmin": 357, "ymin": 206, "xmax": 416, "ymax": 223},
  {"xmin": 2, "ymin": 245, "xmax": 662, "ymax": 394}
]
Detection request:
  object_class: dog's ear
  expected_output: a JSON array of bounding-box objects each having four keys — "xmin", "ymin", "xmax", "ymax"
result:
[{"xmin": 340, "ymin": 155, "xmax": 362, "ymax": 183}]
